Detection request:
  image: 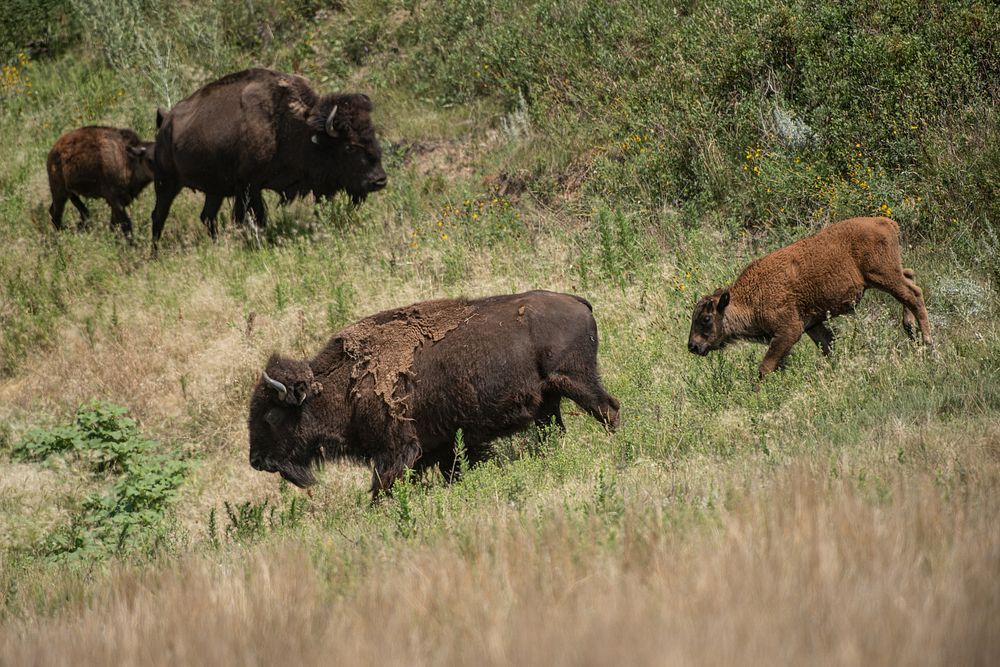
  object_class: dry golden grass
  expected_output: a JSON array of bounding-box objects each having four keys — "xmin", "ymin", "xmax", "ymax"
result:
[{"xmin": 1, "ymin": 454, "xmax": 996, "ymax": 666}]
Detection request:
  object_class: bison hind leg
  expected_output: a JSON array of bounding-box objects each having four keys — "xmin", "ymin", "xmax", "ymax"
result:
[
  {"xmin": 547, "ymin": 373, "xmax": 620, "ymax": 431},
  {"xmin": 200, "ymin": 195, "xmax": 223, "ymax": 240},
  {"xmin": 49, "ymin": 193, "xmax": 68, "ymax": 230},
  {"xmin": 534, "ymin": 392, "xmax": 565, "ymax": 431},
  {"xmin": 806, "ymin": 322, "xmax": 834, "ymax": 356},
  {"xmin": 900, "ymin": 268, "xmax": 922, "ymax": 339},
  {"xmin": 69, "ymin": 194, "xmax": 90, "ymax": 229},
  {"xmin": 871, "ymin": 268, "xmax": 934, "ymax": 347}
]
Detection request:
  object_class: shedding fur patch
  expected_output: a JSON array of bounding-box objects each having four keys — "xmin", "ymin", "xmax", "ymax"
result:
[
  {"xmin": 335, "ymin": 300, "xmax": 476, "ymax": 415},
  {"xmin": 277, "ymin": 73, "xmax": 315, "ymax": 119}
]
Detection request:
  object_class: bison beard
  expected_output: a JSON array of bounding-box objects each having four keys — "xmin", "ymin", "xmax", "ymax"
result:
[
  {"xmin": 247, "ymin": 291, "xmax": 621, "ymax": 498},
  {"xmin": 276, "ymin": 460, "xmax": 316, "ymax": 488}
]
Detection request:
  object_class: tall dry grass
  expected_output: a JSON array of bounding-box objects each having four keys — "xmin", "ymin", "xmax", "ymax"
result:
[{"xmin": 2, "ymin": 457, "xmax": 997, "ymax": 666}]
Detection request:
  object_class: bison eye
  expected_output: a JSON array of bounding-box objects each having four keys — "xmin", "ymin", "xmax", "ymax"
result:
[
  {"xmin": 701, "ymin": 315, "xmax": 712, "ymax": 326},
  {"xmin": 344, "ymin": 144, "xmax": 356, "ymax": 153}
]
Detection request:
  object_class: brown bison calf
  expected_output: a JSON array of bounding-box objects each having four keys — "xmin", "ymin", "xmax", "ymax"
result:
[
  {"xmin": 688, "ymin": 217, "xmax": 933, "ymax": 382},
  {"xmin": 47, "ymin": 126, "xmax": 154, "ymax": 238}
]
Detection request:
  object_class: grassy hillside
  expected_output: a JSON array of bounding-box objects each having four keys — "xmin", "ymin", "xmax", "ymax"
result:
[{"xmin": 1, "ymin": 1, "xmax": 998, "ymax": 663}]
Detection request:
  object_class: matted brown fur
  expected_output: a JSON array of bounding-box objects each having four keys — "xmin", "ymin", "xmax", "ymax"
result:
[
  {"xmin": 337, "ymin": 299, "xmax": 476, "ymax": 412},
  {"xmin": 688, "ymin": 217, "xmax": 933, "ymax": 383}
]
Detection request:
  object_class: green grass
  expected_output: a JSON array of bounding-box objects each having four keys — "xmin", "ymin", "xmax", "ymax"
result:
[{"xmin": 0, "ymin": 1, "xmax": 997, "ymax": 663}]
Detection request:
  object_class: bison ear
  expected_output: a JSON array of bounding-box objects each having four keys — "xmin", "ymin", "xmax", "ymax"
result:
[
  {"xmin": 156, "ymin": 108, "xmax": 165, "ymax": 129},
  {"xmin": 716, "ymin": 291, "xmax": 730, "ymax": 313}
]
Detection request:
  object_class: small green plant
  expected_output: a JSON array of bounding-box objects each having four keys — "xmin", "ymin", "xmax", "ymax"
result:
[
  {"xmin": 274, "ymin": 281, "xmax": 288, "ymax": 312},
  {"xmin": 217, "ymin": 493, "xmax": 308, "ymax": 546},
  {"xmin": 392, "ymin": 469, "xmax": 418, "ymax": 538},
  {"xmin": 14, "ymin": 401, "xmax": 153, "ymax": 473},
  {"xmin": 453, "ymin": 428, "xmax": 470, "ymax": 480},
  {"xmin": 224, "ymin": 499, "xmax": 271, "ymax": 544},
  {"xmin": 207, "ymin": 507, "xmax": 220, "ymax": 549},
  {"xmin": 13, "ymin": 401, "xmax": 188, "ymax": 561},
  {"xmin": 326, "ymin": 282, "xmax": 355, "ymax": 330}
]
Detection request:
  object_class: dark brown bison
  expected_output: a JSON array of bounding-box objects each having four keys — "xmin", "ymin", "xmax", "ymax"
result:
[
  {"xmin": 248, "ymin": 291, "xmax": 620, "ymax": 497},
  {"xmin": 151, "ymin": 68, "xmax": 387, "ymax": 247},
  {"xmin": 688, "ymin": 216, "xmax": 933, "ymax": 383},
  {"xmin": 46, "ymin": 126, "xmax": 154, "ymax": 238}
]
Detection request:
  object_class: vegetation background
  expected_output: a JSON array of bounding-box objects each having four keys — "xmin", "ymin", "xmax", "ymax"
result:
[{"xmin": 1, "ymin": 0, "xmax": 998, "ymax": 663}]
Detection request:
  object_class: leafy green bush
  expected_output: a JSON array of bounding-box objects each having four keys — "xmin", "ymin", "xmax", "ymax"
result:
[
  {"xmin": 318, "ymin": 0, "xmax": 999, "ymax": 234},
  {"xmin": 12, "ymin": 401, "xmax": 187, "ymax": 561},
  {"xmin": 14, "ymin": 401, "xmax": 150, "ymax": 472}
]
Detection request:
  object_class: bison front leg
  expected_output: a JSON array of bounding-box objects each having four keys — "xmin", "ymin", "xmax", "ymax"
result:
[
  {"xmin": 369, "ymin": 426, "xmax": 423, "ymax": 501},
  {"xmin": 151, "ymin": 178, "xmax": 180, "ymax": 253},
  {"xmin": 757, "ymin": 324, "xmax": 803, "ymax": 386}
]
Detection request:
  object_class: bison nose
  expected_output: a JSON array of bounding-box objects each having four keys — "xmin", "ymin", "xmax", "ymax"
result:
[
  {"xmin": 250, "ymin": 453, "xmax": 265, "ymax": 470},
  {"xmin": 370, "ymin": 174, "xmax": 387, "ymax": 191},
  {"xmin": 688, "ymin": 342, "xmax": 699, "ymax": 354}
]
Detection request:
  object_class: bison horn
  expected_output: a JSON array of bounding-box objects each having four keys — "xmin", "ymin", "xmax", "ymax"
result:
[
  {"xmin": 325, "ymin": 105, "xmax": 338, "ymax": 136},
  {"xmin": 262, "ymin": 371, "xmax": 287, "ymax": 400}
]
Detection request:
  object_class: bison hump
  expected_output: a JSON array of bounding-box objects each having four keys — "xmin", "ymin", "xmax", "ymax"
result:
[{"xmin": 239, "ymin": 82, "xmax": 280, "ymax": 166}]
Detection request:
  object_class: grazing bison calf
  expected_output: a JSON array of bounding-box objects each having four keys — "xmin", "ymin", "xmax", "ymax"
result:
[
  {"xmin": 688, "ymin": 216, "xmax": 933, "ymax": 382},
  {"xmin": 248, "ymin": 291, "xmax": 620, "ymax": 498},
  {"xmin": 47, "ymin": 126, "xmax": 154, "ymax": 238}
]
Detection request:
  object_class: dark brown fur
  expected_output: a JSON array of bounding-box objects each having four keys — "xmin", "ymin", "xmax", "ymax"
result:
[
  {"xmin": 151, "ymin": 68, "xmax": 387, "ymax": 247},
  {"xmin": 688, "ymin": 217, "xmax": 933, "ymax": 382},
  {"xmin": 46, "ymin": 126, "xmax": 154, "ymax": 238},
  {"xmin": 248, "ymin": 291, "xmax": 620, "ymax": 498}
]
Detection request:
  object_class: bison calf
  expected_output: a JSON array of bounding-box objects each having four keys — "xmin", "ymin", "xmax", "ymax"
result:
[
  {"xmin": 47, "ymin": 126, "xmax": 154, "ymax": 238},
  {"xmin": 688, "ymin": 216, "xmax": 933, "ymax": 383},
  {"xmin": 248, "ymin": 291, "xmax": 620, "ymax": 498}
]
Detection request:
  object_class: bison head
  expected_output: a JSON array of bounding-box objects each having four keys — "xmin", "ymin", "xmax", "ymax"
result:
[
  {"xmin": 248, "ymin": 354, "xmax": 326, "ymax": 488},
  {"xmin": 306, "ymin": 93, "xmax": 387, "ymax": 203},
  {"xmin": 688, "ymin": 289, "xmax": 730, "ymax": 356},
  {"xmin": 126, "ymin": 141, "xmax": 155, "ymax": 190}
]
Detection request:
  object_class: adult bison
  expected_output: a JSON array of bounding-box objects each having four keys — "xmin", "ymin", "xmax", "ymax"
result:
[
  {"xmin": 151, "ymin": 68, "xmax": 387, "ymax": 247},
  {"xmin": 688, "ymin": 216, "xmax": 933, "ymax": 385},
  {"xmin": 47, "ymin": 126, "xmax": 154, "ymax": 238},
  {"xmin": 248, "ymin": 291, "xmax": 620, "ymax": 498}
]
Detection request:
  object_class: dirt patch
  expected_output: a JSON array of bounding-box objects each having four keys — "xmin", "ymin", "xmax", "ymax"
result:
[
  {"xmin": 336, "ymin": 299, "xmax": 476, "ymax": 413},
  {"xmin": 400, "ymin": 139, "xmax": 479, "ymax": 181}
]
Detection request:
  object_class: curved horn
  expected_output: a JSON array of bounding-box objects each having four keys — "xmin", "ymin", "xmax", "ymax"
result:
[
  {"xmin": 325, "ymin": 105, "xmax": 338, "ymax": 136},
  {"xmin": 261, "ymin": 371, "xmax": 287, "ymax": 400}
]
